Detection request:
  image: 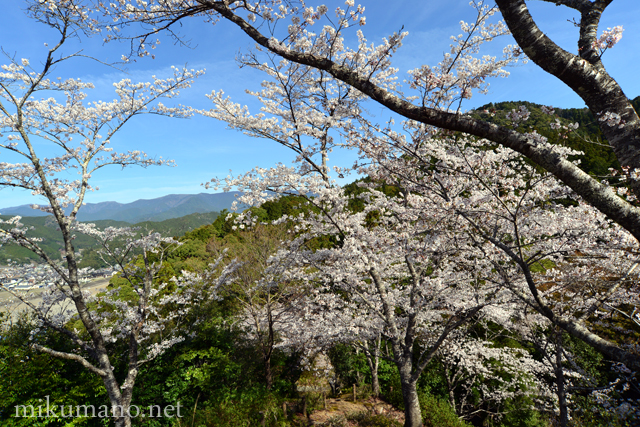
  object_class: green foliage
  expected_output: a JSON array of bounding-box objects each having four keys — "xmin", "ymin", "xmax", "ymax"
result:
[
  {"xmin": 168, "ymin": 239, "xmax": 209, "ymax": 273},
  {"xmin": 569, "ymin": 397, "xmax": 636, "ymax": 427},
  {"xmin": 486, "ymin": 398, "xmax": 548, "ymax": 427},
  {"xmin": 418, "ymin": 392, "xmax": 471, "ymax": 427},
  {"xmin": 128, "ymin": 312, "xmax": 301, "ymax": 425},
  {"xmin": 190, "ymin": 390, "xmax": 288, "ymax": 427},
  {"xmin": 260, "ymin": 196, "xmax": 309, "ymax": 221},
  {"xmin": 563, "ymin": 334, "xmax": 606, "ymax": 384},
  {"xmin": 559, "ymin": 333, "xmax": 637, "ymax": 427},
  {"xmin": 0, "ymin": 316, "xmax": 108, "ymax": 426},
  {"xmin": 328, "ymin": 344, "xmax": 369, "ymax": 388},
  {"xmin": 0, "ymin": 215, "xmax": 85, "ymax": 264},
  {"xmin": 346, "ymin": 412, "xmax": 403, "ymax": 427},
  {"xmin": 94, "ymin": 211, "xmax": 221, "ymax": 239},
  {"xmin": 343, "ymin": 178, "xmax": 401, "ymax": 217},
  {"xmin": 77, "ymin": 248, "xmax": 111, "ymax": 269},
  {"xmin": 416, "ymin": 360, "xmax": 449, "ymax": 400}
]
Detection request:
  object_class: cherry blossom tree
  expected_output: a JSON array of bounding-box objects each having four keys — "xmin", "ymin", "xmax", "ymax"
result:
[
  {"xmin": 96, "ymin": 0, "xmax": 640, "ymax": 237},
  {"xmin": 91, "ymin": 0, "xmax": 640, "ymax": 423},
  {"xmin": 100, "ymin": 0, "xmax": 640, "ymax": 362},
  {"xmin": 200, "ymin": 51, "xmax": 374, "ymax": 183},
  {"xmin": 437, "ymin": 326, "xmax": 554, "ymax": 422},
  {"xmin": 189, "ymin": 4, "xmax": 639, "ymax": 420},
  {"xmin": 209, "ymin": 156, "xmax": 525, "ymax": 426},
  {"xmin": 0, "ymin": 3, "xmax": 237, "ymax": 426},
  {"xmin": 359, "ymin": 123, "xmax": 640, "ymax": 421},
  {"xmin": 258, "ymin": 181, "xmax": 503, "ymax": 427},
  {"xmin": 205, "ymin": 118, "xmax": 639, "ymax": 426}
]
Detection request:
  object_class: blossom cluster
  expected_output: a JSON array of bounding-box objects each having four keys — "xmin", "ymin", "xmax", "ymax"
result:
[{"xmin": 593, "ymin": 25, "xmax": 624, "ymax": 52}]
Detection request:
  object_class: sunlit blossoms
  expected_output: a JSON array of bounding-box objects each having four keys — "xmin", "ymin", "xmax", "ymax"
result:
[
  {"xmin": 0, "ymin": 3, "xmax": 217, "ymax": 427},
  {"xmin": 2, "ymin": 0, "xmax": 639, "ymax": 426},
  {"xmin": 593, "ymin": 25, "xmax": 624, "ymax": 52}
]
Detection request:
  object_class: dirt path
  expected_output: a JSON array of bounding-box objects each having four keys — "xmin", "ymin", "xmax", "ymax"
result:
[{"xmin": 305, "ymin": 396, "xmax": 404, "ymax": 426}]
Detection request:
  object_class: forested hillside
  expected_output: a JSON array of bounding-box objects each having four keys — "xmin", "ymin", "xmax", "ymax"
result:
[
  {"xmin": 4, "ymin": 182, "xmax": 636, "ymax": 427},
  {"xmin": 3, "ymin": 97, "xmax": 640, "ymax": 427},
  {"xmin": 0, "ymin": 192, "xmax": 240, "ymax": 223},
  {"xmin": 0, "ymin": 211, "xmax": 219, "ymax": 267},
  {"xmin": 3, "ymin": 95, "xmax": 640, "ymax": 427},
  {"xmin": 474, "ymin": 95, "xmax": 640, "ymax": 177},
  {"xmin": 3, "ymin": 0, "xmax": 640, "ymax": 426}
]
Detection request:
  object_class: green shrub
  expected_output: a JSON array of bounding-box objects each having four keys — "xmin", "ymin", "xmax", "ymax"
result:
[
  {"xmin": 191, "ymin": 390, "xmax": 288, "ymax": 427},
  {"xmin": 346, "ymin": 412, "xmax": 402, "ymax": 427},
  {"xmin": 419, "ymin": 392, "xmax": 470, "ymax": 427}
]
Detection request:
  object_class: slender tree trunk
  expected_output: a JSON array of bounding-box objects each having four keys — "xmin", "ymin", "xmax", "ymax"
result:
[
  {"xmin": 371, "ymin": 361, "xmax": 380, "ymax": 398},
  {"xmin": 264, "ymin": 308, "xmax": 275, "ymax": 391},
  {"xmin": 444, "ymin": 366, "xmax": 457, "ymax": 415},
  {"xmin": 555, "ymin": 330, "xmax": 568, "ymax": 427},
  {"xmin": 96, "ymin": 353, "xmax": 131, "ymax": 427},
  {"xmin": 265, "ymin": 354, "xmax": 273, "ymax": 391},
  {"xmin": 364, "ymin": 336, "xmax": 381, "ymax": 397}
]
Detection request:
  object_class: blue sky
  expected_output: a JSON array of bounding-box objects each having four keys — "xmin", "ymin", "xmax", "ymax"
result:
[{"xmin": 1, "ymin": 0, "xmax": 639, "ymax": 209}]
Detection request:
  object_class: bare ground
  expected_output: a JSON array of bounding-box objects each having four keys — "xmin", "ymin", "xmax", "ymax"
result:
[
  {"xmin": 293, "ymin": 396, "xmax": 405, "ymax": 426},
  {"xmin": 0, "ymin": 277, "xmax": 110, "ymax": 322}
]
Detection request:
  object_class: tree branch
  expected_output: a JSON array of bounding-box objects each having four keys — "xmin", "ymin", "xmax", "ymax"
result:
[
  {"xmin": 31, "ymin": 343, "xmax": 107, "ymax": 376},
  {"xmin": 206, "ymin": 1, "xmax": 640, "ymax": 242},
  {"xmin": 495, "ymin": 0, "xmax": 640, "ymax": 170}
]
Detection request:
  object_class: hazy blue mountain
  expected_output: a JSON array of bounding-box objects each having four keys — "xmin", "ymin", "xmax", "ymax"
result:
[{"xmin": 0, "ymin": 192, "xmax": 242, "ymax": 223}]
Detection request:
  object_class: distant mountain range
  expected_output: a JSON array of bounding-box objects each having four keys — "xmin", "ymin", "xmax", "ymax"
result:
[{"xmin": 0, "ymin": 192, "xmax": 243, "ymax": 223}]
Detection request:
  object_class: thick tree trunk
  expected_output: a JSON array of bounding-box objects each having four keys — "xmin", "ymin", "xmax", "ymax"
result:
[
  {"xmin": 399, "ymin": 372, "xmax": 423, "ymax": 427},
  {"xmin": 106, "ymin": 389, "xmax": 133, "ymax": 427}
]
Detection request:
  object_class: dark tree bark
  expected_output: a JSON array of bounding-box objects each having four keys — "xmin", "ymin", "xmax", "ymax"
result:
[
  {"xmin": 263, "ymin": 312, "xmax": 275, "ymax": 391},
  {"xmin": 400, "ymin": 369, "xmax": 423, "ymax": 427}
]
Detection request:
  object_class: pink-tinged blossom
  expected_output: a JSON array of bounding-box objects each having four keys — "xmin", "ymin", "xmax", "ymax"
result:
[
  {"xmin": 599, "ymin": 111, "xmax": 625, "ymax": 129},
  {"xmin": 593, "ymin": 25, "xmax": 624, "ymax": 52},
  {"xmin": 506, "ymin": 105, "xmax": 530, "ymax": 123},
  {"xmin": 541, "ymin": 105, "xmax": 555, "ymax": 115}
]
